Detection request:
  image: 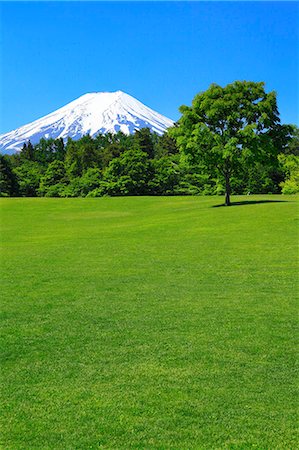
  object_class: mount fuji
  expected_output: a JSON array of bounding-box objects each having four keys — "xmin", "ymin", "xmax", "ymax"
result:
[{"xmin": 0, "ymin": 91, "xmax": 174, "ymax": 154}]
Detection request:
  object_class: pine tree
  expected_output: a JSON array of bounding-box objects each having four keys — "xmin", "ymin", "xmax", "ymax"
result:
[
  {"xmin": 0, "ymin": 155, "xmax": 18, "ymax": 196},
  {"xmin": 134, "ymin": 128, "xmax": 155, "ymax": 159}
]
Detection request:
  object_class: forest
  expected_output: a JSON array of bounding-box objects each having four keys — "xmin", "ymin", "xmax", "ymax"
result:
[{"xmin": 1, "ymin": 82, "xmax": 298, "ymax": 199}]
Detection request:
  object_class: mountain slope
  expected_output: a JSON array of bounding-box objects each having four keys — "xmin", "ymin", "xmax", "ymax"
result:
[{"xmin": 0, "ymin": 91, "xmax": 174, "ymax": 154}]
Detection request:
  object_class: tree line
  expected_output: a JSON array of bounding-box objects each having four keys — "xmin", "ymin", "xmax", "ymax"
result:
[{"xmin": 1, "ymin": 81, "xmax": 298, "ymax": 202}]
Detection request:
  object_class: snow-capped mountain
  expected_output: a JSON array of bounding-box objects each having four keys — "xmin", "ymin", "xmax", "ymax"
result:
[{"xmin": 0, "ymin": 91, "xmax": 174, "ymax": 154}]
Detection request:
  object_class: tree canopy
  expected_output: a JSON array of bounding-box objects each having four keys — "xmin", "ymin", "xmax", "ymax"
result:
[{"xmin": 170, "ymin": 81, "xmax": 290, "ymax": 205}]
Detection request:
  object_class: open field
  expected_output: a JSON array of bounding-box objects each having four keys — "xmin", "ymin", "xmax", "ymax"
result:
[{"xmin": 1, "ymin": 195, "xmax": 298, "ymax": 449}]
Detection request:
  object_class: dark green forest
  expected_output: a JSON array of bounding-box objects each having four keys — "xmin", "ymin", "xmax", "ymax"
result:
[{"xmin": 1, "ymin": 82, "xmax": 298, "ymax": 199}]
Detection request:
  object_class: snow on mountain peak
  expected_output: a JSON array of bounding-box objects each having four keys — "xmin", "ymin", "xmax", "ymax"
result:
[{"xmin": 0, "ymin": 91, "xmax": 174, "ymax": 154}]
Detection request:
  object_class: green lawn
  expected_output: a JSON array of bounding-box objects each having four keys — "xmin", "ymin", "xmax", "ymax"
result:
[{"xmin": 1, "ymin": 195, "xmax": 298, "ymax": 449}]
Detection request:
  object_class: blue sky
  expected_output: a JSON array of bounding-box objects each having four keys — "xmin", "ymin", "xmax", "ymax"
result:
[{"xmin": 0, "ymin": 1, "xmax": 298, "ymax": 134}]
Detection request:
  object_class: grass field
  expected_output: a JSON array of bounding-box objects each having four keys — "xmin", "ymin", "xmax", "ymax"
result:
[{"xmin": 1, "ymin": 195, "xmax": 298, "ymax": 449}]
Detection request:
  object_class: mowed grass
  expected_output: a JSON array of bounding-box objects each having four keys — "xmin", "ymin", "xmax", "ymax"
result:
[{"xmin": 0, "ymin": 195, "xmax": 298, "ymax": 449}]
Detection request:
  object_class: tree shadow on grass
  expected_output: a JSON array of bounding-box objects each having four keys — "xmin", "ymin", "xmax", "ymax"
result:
[{"xmin": 212, "ymin": 199, "xmax": 288, "ymax": 208}]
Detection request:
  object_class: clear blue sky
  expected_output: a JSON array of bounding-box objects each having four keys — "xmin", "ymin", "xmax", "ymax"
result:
[{"xmin": 0, "ymin": 1, "xmax": 298, "ymax": 134}]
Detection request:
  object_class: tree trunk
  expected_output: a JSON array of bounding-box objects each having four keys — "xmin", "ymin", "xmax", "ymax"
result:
[{"xmin": 225, "ymin": 173, "xmax": 231, "ymax": 206}]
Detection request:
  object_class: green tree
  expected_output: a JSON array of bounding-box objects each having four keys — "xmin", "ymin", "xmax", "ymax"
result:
[
  {"xmin": 113, "ymin": 130, "xmax": 135, "ymax": 149},
  {"xmin": 99, "ymin": 142, "xmax": 123, "ymax": 168},
  {"xmin": 65, "ymin": 135, "xmax": 101, "ymax": 178},
  {"xmin": 171, "ymin": 81, "xmax": 287, "ymax": 205},
  {"xmin": 38, "ymin": 160, "xmax": 67, "ymax": 196},
  {"xmin": 76, "ymin": 168, "xmax": 102, "ymax": 196},
  {"xmin": 283, "ymin": 125, "xmax": 299, "ymax": 156},
  {"xmin": 278, "ymin": 154, "xmax": 299, "ymax": 194},
  {"xmin": 34, "ymin": 138, "xmax": 66, "ymax": 164},
  {"xmin": 20, "ymin": 141, "xmax": 35, "ymax": 161},
  {"xmin": 13, "ymin": 161, "xmax": 43, "ymax": 196},
  {"xmin": 177, "ymin": 158, "xmax": 218, "ymax": 196},
  {"xmin": 151, "ymin": 156, "xmax": 180, "ymax": 195},
  {"xmin": 134, "ymin": 128, "xmax": 155, "ymax": 159},
  {"xmin": 0, "ymin": 155, "xmax": 18, "ymax": 196},
  {"xmin": 155, "ymin": 133, "xmax": 179, "ymax": 159},
  {"xmin": 103, "ymin": 149, "xmax": 153, "ymax": 195}
]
